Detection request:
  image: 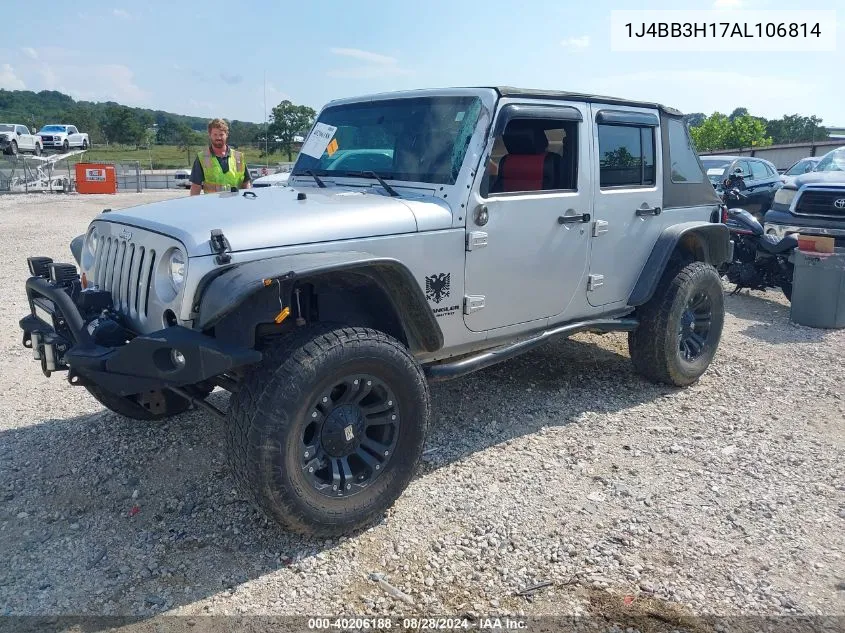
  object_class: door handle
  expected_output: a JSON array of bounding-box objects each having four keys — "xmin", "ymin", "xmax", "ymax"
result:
[
  {"xmin": 558, "ymin": 212, "xmax": 591, "ymax": 224},
  {"xmin": 635, "ymin": 206, "xmax": 662, "ymax": 217}
]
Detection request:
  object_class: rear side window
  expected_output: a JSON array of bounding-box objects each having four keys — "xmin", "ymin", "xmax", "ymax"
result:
[
  {"xmin": 750, "ymin": 161, "xmax": 768, "ymax": 180},
  {"xmin": 667, "ymin": 118, "xmax": 704, "ymax": 183},
  {"xmin": 598, "ymin": 124, "xmax": 655, "ymax": 187}
]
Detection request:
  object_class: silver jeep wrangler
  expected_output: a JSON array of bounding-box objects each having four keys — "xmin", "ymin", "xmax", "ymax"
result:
[{"xmin": 20, "ymin": 87, "xmax": 730, "ymax": 536}]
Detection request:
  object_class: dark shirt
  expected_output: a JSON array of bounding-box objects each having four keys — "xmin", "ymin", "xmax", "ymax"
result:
[{"xmin": 190, "ymin": 146, "xmax": 251, "ymax": 186}]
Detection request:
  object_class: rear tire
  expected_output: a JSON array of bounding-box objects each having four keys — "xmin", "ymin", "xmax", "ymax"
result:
[
  {"xmin": 226, "ymin": 325, "xmax": 430, "ymax": 537},
  {"xmin": 629, "ymin": 261, "xmax": 725, "ymax": 387}
]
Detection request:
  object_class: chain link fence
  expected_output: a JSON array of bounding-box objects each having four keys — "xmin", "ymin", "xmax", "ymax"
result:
[{"xmin": 0, "ymin": 154, "xmax": 295, "ymax": 194}]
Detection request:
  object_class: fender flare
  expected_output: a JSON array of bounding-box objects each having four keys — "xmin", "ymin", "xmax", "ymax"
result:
[
  {"xmin": 194, "ymin": 250, "xmax": 444, "ymax": 353},
  {"xmin": 628, "ymin": 222, "xmax": 731, "ymax": 307}
]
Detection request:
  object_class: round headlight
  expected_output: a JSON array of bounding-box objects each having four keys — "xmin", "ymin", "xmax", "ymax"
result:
[
  {"xmin": 168, "ymin": 249, "xmax": 186, "ymax": 290},
  {"xmin": 85, "ymin": 226, "xmax": 99, "ymax": 256}
]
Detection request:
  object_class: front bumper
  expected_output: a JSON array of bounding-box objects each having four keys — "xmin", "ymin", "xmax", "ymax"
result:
[
  {"xmin": 20, "ymin": 269, "xmax": 261, "ymax": 396},
  {"xmin": 764, "ymin": 209, "xmax": 845, "ymax": 247}
]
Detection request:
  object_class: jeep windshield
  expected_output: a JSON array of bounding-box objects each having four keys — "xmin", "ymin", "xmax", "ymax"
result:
[{"xmin": 293, "ymin": 96, "xmax": 483, "ymax": 186}]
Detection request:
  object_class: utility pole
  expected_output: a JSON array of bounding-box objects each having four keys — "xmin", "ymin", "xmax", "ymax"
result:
[{"xmin": 263, "ymin": 70, "xmax": 269, "ymax": 166}]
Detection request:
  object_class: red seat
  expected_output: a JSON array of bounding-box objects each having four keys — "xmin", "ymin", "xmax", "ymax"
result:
[{"xmin": 492, "ymin": 122, "xmax": 561, "ymax": 193}]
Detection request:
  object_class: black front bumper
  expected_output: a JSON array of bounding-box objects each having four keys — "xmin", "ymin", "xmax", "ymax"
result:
[{"xmin": 21, "ymin": 275, "xmax": 261, "ymax": 396}]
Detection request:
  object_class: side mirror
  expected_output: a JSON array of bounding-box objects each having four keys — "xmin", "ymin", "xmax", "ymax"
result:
[{"xmin": 31, "ymin": 127, "xmax": 36, "ymax": 134}]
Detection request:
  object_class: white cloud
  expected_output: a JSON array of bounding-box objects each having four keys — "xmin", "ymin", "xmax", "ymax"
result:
[
  {"xmin": 6, "ymin": 47, "xmax": 148, "ymax": 105},
  {"xmin": 0, "ymin": 64, "xmax": 26, "ymax": 90},
  {"xmin": 112, "ymin": 8, "xmax": 131, "ymax": 18},
  {"xmin": 713, "ymin": 0, "xmax": 744, "ymax": 7},
  {"xmin": 329, "ymin": 48, "xmax": 398, "ymax": 65},
  {"xmin": 560, "ymin": 36, "xmax": 590, "ymax": 50},
  {"xmin": 327, "ymin": 47, "xmax": 411, "ymax": 79}
]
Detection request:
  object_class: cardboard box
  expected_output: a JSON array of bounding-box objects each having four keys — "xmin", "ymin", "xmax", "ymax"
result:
[{"xmin": 796, "ymin": 234, "xmax": 835, "ymax": 254}]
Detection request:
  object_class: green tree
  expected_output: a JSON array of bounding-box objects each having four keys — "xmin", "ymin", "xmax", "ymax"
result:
[
  {"xmin": 725, "ymin": 114, "xmax": 772, "ymax": 149},
  {"xmin": 728, "ymin": 107, "xmax": 749, "ymax": 121},
  {"xmin": 269, "ymin": 100, "xmax": 316, "ymax": 161},
  {"xmin": 102, "ymin": 105, "xmax": 143, "ymax": 145},
  {"xmin": 689, "ymin": 112, "xmax": 730, "ymax": 152},
  {"xmin": 684, "ymin": 112, "xmax": 706, "ymax": 128},
  {"xmin": 765, "ymin": 114, "xmax": 828, "ymax": 144}
]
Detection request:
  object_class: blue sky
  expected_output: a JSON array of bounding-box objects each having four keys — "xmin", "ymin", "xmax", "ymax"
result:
[{"xmin": 2, "ymin": 0, "xmax": 841, "ymax": 125}]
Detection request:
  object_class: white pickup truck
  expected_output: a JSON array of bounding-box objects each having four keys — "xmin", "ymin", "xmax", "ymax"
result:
[
  {"xmin": 36, "ymin": 124, "xmax": 90, "ymax": 152},
  {"xmin": 0, "ymin": 123, "xmax": 43, "ymax": 156}
]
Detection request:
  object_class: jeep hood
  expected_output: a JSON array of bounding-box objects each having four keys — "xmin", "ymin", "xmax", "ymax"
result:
[{"xmin": 97, "ymin": 186, "xmax": 453, "ymax": 256}]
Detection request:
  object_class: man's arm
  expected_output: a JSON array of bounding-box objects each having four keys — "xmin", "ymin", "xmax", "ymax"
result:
[
  {"xmin": 189, "ymin": 156, "xmax": 203, "ymax": 196},
  {"xmin": 240, "ymin": 159, "xmax": 252, "ymax": 189}
]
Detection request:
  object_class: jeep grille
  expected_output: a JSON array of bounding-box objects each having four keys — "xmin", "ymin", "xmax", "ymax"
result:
[{"xmin": 92, "ymin": 235, "xmax": 156, "ymax": 318}]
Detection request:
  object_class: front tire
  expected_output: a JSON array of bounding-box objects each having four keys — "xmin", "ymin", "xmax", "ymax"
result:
[
  {"xmin": 62, "ymin": 140, "xmax": 69, "ymax": 152},
  {"xmin": 85, "ymin": 382, "xmax": 214, "ymax": 421},
  {"xmin": 9, "ymin": 141, "xmax": 17, "ymax": 156},
  {"xmin": 226, "ymin": 326, "xmax": 430, "ymax": 537},
  {"xmin": 629, "ymin": 261, "xmax": 725, "ymax": 387}
]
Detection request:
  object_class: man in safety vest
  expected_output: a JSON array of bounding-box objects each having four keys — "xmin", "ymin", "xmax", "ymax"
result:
[{"xmin": 189, "ymin": 118, "xmax": 251, "ymax": 195}]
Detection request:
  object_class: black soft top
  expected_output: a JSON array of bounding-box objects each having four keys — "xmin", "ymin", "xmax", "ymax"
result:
[{"xmin": 491, "ymin": 86, "xmax": 683, "ymax": 115}]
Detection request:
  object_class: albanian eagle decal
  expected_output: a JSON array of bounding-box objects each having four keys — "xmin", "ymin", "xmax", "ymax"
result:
[{"xmin": 425, "ymin": 272, "xmax": 451, "ymax": 304}]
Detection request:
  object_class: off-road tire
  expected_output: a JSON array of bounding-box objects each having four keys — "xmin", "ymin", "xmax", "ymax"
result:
[
  {"xmin": 85, "ymin": 382, "xmax": 214, "ymax": 422},
  {"xmin": 629, "ymin": 261, "xmax": 725, "ymax": 387},
  {"xmin": 226, "ymin": 325, "xmax": 430, "ymax": 537}
]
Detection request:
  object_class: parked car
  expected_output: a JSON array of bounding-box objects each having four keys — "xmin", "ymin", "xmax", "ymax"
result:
[
  {"xmin": 19, "ymin": 86, "xmax": 730, "ymax": 537},
  {"xmin": 780, "ymin": 156, "xmax": 821, "ymax": 186},
  {"xmin": 251, "ymin": 170, "xmax": 290, "ymax": 187},
  {"xmin": 699, "ymin": 155, "xmax": 782, "ymax": 221},
  {"xmin": 173, "ymin": 169, "xmax": 191, "ymax": 189},
  {"xmin": 764, "ymin": 145, "xmax": 845, "ymax": 248},
  {"xmin": 36, "ymin": 125, "xmax": 90, "ymax": 152},
  {"xmin": 0, "ymin": 123, "xmax": 43, "ymax": 156}
]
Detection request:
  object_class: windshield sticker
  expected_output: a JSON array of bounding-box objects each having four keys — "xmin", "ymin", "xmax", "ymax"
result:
[
  {"xmin": 300, "ymin": 122, "xmax": 338, "ymax": 158},
  {"xmin": 455, "ymin": 111, "xmax": 465, "ymax": 122},
  {"xmin": 706, "ymin": 168, "xmax": 724, "ymax": 175},
  {"xmin": 326, "ymin": 138, "xmax": 339, "ymax": 157}
]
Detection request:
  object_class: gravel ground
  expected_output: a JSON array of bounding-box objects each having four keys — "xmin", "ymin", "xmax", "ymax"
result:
[{"xmin": 0, "ymin": 192, "xmax": 843, "ymax": 627}]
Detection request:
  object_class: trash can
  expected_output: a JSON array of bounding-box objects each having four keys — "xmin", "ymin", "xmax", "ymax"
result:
[{"xmin": 790, "ymin": 248, "xmax": 845, "ymax": 329}]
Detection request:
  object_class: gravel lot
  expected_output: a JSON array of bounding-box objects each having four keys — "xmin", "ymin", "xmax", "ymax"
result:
[{"xmin": 0, "ymin": 192, "xmax": 843, "ymax": 627}]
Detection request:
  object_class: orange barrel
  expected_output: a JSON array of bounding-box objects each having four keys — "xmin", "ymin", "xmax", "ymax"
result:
[{"xmin": 75, "ymin": 163, "xmax": 117, "ymax": 194}]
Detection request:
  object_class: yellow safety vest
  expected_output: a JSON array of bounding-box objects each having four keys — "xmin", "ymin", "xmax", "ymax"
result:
[{"xmin": 198, "ymin": 147, "xmax": 246, "ymax": 192}]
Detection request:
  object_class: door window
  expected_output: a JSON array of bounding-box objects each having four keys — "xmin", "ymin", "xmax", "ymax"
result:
[
  {"xmin": 16, "ymin": 126, "xmax": 27, "ymax": 136},
  {"xmin": 666, "ymin": 118, "xmax": 704, "ymax": 183},
  {"xmin": 68, "ymin": 127, "xmax": 78, "ymax": 135},
  {"xmin": 481, "ymin": 118, "xmax": 579, "ymax": 197},
  {"xmin": 597, "ymin": 124, "xmax": 655, "ymax": 188},
  {"xmin": 750, "ymin": 160, "xmax": 768, "ymax": 180},
  {"xmin": 733, "ymin": 160, "xmax": 752, "ymax": 178}
]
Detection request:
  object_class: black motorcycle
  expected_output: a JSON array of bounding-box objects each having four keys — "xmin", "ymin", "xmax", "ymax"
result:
[{"xmin": 718, "ymin": 187, "xmax": 797, "ymax": 301}]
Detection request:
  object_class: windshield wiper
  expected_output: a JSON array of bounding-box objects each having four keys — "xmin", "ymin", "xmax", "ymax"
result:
[
  {"xmin": 292, "ymin": 169, "xmax": 326, "ymax": 188},
  {"xmin": 340, "ymin": 171, "xmax": 400, "ymax": 197}
]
